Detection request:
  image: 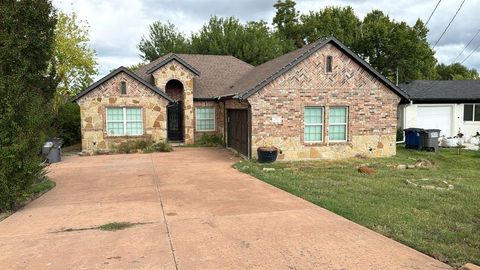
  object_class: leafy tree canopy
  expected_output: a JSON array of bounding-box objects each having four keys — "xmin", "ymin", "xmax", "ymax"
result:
[
  {"xmin": 436, "ymin": 63, "xmax": 478, "ymax": 80},
  {"xmin": 300, "ymin": 6, "xmax": 360, "ymax": 48},
  {"xmin": 53, "ymin": 11, "xmax": 97, "ymax": 106},
  {"xmin": 138, "ymin": 21, "xmax": 191, "ymax": 61}
]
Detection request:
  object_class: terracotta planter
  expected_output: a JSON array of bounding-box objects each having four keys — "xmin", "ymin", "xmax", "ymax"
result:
[{"xmin": 257, "ymin": 146, "xmax": 278, "ymax": 163}]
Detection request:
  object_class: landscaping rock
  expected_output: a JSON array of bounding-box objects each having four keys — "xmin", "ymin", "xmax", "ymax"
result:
[
  {"xmin": 461, "ymin": 263, "xmax": 480, "ymax": 270},
  {"xmin": 396, "ymin": 164, "xmax": 407, "ymax": 170},
  {"xmin": 262, "ymin": 168, "xmax": 276, "ymax": 172},
  {"xmin": 358, "ymin": 166, "xmax": 376, "ymax": 174},
  {"xmin": 414, "ymin": 158, "xmax": 434, "ymax": 169},
  {"xmin": 407, "ymin": 165, "xmax": 416, "ymax": 169}
]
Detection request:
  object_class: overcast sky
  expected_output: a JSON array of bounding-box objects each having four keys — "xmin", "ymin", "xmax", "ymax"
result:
[{"xmin": 53, "ymin": 0, "xmax": 480, "ymax": 79}]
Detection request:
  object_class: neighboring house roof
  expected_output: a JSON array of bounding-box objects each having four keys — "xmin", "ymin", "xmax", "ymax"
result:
[
  {"xmin": 227, "ymin": 36, "xmax": 409, "ymax": 100},
  {"xmin": 72, "ymin": 66, "xmax": 174, "ymax": 102},
  {"xmin": 400, "ymin": 80, "xmax": 480, "ymax": 103},
  {"xmin": 135, "ymin": 53, "xmax": 254, "ymax": 99}
]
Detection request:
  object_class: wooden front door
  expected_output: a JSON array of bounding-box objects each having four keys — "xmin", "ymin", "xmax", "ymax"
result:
[
  {"xmin": 168, "ymin": 102, "xmax": 183, "ymax": 141},
  {"xmin": 227, "ymin": 109, "xmax": 249, "ymax": 157}
]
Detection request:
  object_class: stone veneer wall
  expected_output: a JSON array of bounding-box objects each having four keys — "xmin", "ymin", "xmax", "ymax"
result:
[
  {"xmin": 76, "ymin": 72, "xmax": 169, "ymax": 152},
  {"xmin": 247, "ymin": 44, "xmax": 401, "ymax": 160},
  {"xmin": 151, "ymin": 60, "xmax": 195, "ymax": 144}
]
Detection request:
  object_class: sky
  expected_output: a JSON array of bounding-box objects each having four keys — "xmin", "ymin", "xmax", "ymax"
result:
[{"xmin": 52, "ymin": 0, "xmax": 480, "ymax": 79}]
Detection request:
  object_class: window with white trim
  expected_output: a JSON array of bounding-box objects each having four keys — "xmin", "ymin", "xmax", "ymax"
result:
[
  {"xmin": 328, "ymin": 107, "xmax": 348, "ymax": 141},
  {"xmin": 106, "ymin": 107, "xmax": 143, "ymax": 136},
  {"xmin": 304, "ymin": 107, "xmax": 323, "ymax": 142},
  {"xmin": 464, "ymin": 104, "xmax": 480, "ymax": 121},
  {"xmin": 195, "ymin": 107, "xmax": 215, "ymax": 131}
]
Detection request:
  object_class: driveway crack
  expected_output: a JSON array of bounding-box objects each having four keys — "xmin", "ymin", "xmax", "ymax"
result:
[{"xmin": 150, "ymin": 156, "xmax": 179, "ymax": 270}]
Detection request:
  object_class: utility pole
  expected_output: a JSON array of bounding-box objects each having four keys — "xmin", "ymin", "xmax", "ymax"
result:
[{"xmin": 396, "ymin": 67, "xmax": 399, "ymax": 86}]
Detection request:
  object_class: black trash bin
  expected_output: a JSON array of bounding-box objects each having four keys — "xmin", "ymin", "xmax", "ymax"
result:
[
  {"xmin": 404, "ymin": 128, "xmax": 424, "ymax": 150},
  {"xmin": 42, "ymin": 138, "xmax": 63, "ymax": 163},
  {"xmin": 421, "ymin": 129, "xmax": 441, "ymax": 152}
]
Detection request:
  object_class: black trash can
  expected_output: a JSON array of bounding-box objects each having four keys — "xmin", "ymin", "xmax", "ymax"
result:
[
  {"xmin": 257, "ymin": 147, "xmax": 278, "ymax": 163},
  {"xmin": 421, "ymin": 129, "xmax": 441, "ymax": 152},
  {"xmin": 404, "ymin": 128, "xmax": 424, "ymax": 150},
  {"xmin": 42, "ymin": 138, "xmax": 63, "ymax": 163}
]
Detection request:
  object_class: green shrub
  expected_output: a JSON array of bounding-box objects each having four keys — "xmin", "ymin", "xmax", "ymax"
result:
[
  {"xmin": 195, "ymin": 134, "xmax": 224, "ymax": 147},
  {"xmin": 396, "ymin": 128, "xmax": 404, "ymax": 142},
  {"xmin": 115, "ymin": 138, "xmax": 153, "ymax": 154},
  {"xmin": 55, "ymin": 102, "xmax": 81, "ymax": 146},
  {"xmin": 144, "ymin": 141, "xmax": 173, "ymax": 153}
]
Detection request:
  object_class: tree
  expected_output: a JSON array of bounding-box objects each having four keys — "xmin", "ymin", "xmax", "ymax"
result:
[
  {"xmin": 0, "ymin": 0, "xmax": 57, "ymax": 210},
  {"xmin": 53, "ymin": 11, "xmax": 97, "ymax": 107},
  {"xmin": 356, "ymin": 11, "xmax": 436, "ymax": 83},
  {"xmin": 191, "ymin": 17, "xmax": 285, "ymax": 65},
  {"xmin": 300, "ymin": 6, "xmax": 361, "ymax": 48},
  {"xmin": 272, "ymin": 0, "xmax": 303, "ymax": 48},
  {"xmin": 138, "ymin": 21, "xmax": 190, "ymax": 61},
  {"xmin": 436, "ymin": 63, "xmax": 478, "ymax": 80}
]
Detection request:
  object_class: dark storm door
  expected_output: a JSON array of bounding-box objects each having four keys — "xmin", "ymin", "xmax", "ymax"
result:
[
  {"xmin": 168, "ymin": 102, "xmax": 183, "ymax": 141},
  {"xmin": 227, "ymin": 109, "xmax": 248, "ymax": 157}
]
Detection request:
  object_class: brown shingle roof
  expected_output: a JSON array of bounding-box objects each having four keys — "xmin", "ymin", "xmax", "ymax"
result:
[
  {"xmin": 135, "ymin": 37, "xmax": 408, "ymax": 100},
  {"xmin": 135, "ymin": 53, "xmax": 254, "ymax": 99}
]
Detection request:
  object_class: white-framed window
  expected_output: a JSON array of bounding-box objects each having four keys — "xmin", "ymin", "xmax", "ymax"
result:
[
  {"xmin": 106, "ymin": 107, "xmax": 143, "ymax": 136},
  {"xmin": 304, "ymin": 107, "xmax": 324, "ymax": 142},
  {"xmin": 195, "ymin": 107, "xmax": 215, "ymax": 131},
  {"xmin": 328, "ymin": 107, "xmax": 348, "ymax": 141},
  {"xmin": 464, "ymin": 104, "xmax": 480, "ymax": 122}
]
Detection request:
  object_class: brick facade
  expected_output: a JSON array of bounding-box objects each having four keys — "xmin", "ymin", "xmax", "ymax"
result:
[
  {"xmin": 247, "ymin": 44, "xmax": 400, "ymax": 160},
  {"xmin": 76, "ymin": 72, "xmax": 169, "ymax": 152}
]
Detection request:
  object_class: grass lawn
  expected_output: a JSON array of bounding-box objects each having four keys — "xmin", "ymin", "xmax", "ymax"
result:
[
  {"xmin": 0, "ymin": 178, "xmax": 56, "ymax": 221},
  {"xmin": 235, "ymin": 146, "xmax": 480, "ymax": 267}
]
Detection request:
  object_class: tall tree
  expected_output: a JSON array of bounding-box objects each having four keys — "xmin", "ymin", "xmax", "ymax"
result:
[
  {"xmin": 356, "ymin": 11, "xmax": 436, "ymax": 83},
  {"xmin": 272, "ymin": 0, "xmax": 303, "ymax": 48},
  {"xmin": 191, "ymin": 17, "xmax": 285, "ymax": 65},
  {"xmin": 300, "ymin": 6, "xmax": 361, "ymax": 48},
  {"xmin": 0, "ymin": 0, "xmax": 57, "ymax": 210},
  {"xmin": 436, "ymin": 63, "xmax": 478, "ymax": 80},
  {"xmin": 138, "ymin": 21, "xmax": 190, "ymax": 61},
  {"xmin": 53, "ymin": 11, "xmax": 97, "ymax": 107}
]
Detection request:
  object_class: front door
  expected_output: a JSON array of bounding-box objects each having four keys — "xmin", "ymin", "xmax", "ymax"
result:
[{"xmin": 168, "ymin": 102, "xmax": 183, "ymax": 141}]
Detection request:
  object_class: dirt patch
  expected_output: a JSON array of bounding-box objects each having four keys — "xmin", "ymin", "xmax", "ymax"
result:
[{"xmin": 53, "ymin": 221, "xmax": 153, "ymax": 233}]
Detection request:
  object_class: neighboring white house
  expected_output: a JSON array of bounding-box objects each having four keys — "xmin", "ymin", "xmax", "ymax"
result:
[{"xmin": 398, "ymin": 80, "xmax": 480, "ymax": 138}]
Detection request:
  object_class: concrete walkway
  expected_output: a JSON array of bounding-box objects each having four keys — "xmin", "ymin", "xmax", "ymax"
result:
[{"xmin": 0, "ymin": 148, "xmax": 450, "ymax": 269}]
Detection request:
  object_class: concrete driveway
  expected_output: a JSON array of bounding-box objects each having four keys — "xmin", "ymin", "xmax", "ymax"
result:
[{"xmin": 0, "ymin": 148, "xmax": 450, "ymax": 269}]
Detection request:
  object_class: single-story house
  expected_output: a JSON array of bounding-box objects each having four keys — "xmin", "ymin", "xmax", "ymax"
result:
[
  {"xmin": 73, "ymin": 37, "xmax": 409, "ymax": 160},
  {"xmin": 398, "ymin": 80, "xmax": 480, "ymax": 138}
]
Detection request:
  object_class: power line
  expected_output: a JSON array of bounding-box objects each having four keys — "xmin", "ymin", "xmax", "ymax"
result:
[
  {"xmin": 432, "ymin": 0, "xmax": 466, "ymax": 49},
  {"xmin": 460, "ymin": 42, "xmax": 480, "ymax": 64},
  {"xmin": 425, "ymin": 0, "xmax": 442, "ymax": 26},
  {"xmin": 453, "ymin": 29, "xmax": 480, "ymax": 63}
]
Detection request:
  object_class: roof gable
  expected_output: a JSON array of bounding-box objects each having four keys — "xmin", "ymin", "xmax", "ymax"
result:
[
  {"xmin": 229, "ymin": 37, "xmax": 409, "ymax": 100},
  {"xmin": 146, "ymin": 54, "xmax": 201, "ymax": 76},
  {"xmin": 135, "ymin": 54, "xmax": 254, "ymax": 99},
  {"xmin": 72, "ymin": 66, "xmax": 174, "ymax": 102}
]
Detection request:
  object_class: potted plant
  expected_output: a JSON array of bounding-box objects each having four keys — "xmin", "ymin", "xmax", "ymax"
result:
[{"xmin": 257, "ymin": 146, "xmax": 278, "ymax": 163}]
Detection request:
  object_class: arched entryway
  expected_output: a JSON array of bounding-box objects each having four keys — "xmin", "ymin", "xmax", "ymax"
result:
[{"xmin": 165, "ymin": 80, "xmax": 184, "ymax": 141}]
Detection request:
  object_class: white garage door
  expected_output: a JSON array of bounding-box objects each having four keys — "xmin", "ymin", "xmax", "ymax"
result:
[{"xmin": 416, "ymin": 106, "xmax": 452, "ymax": 137}]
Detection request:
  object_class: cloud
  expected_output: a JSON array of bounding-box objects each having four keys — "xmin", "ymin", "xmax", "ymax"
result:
[{"xmin": 53, "ymin": 0, "xmax": 480, "ymax": 79}]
